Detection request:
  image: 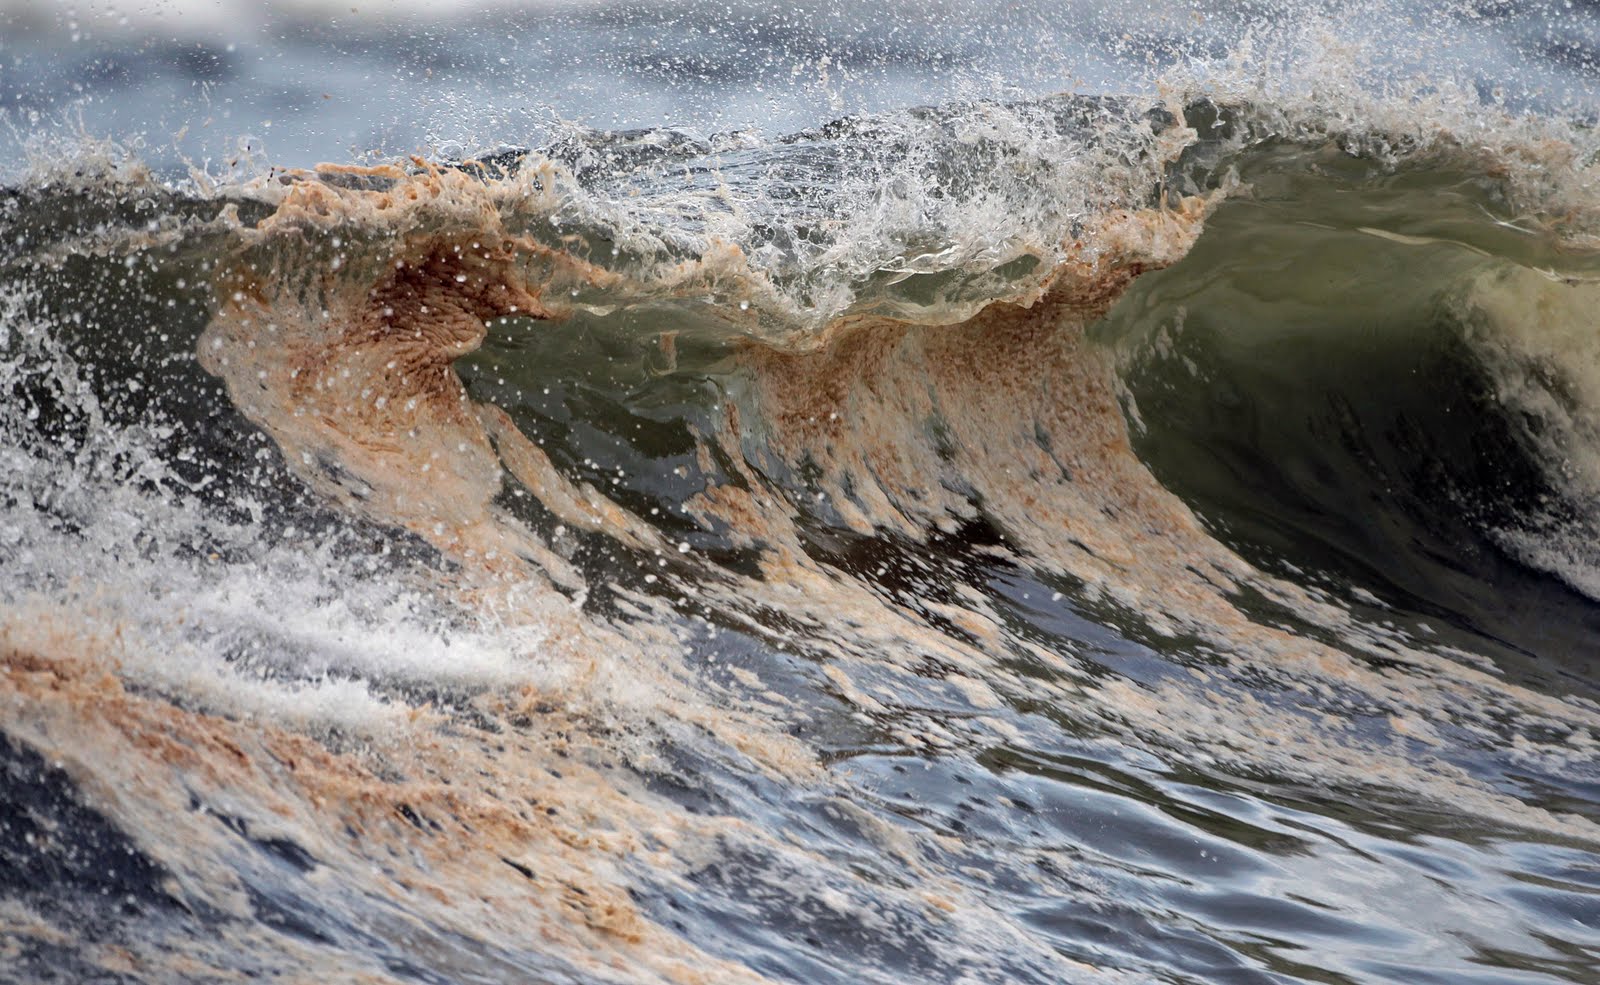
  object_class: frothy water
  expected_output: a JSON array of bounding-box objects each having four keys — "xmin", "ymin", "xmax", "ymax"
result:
[{"xmin": 3, "ymin": 3, "xmax": 1600, "ymax": 983}]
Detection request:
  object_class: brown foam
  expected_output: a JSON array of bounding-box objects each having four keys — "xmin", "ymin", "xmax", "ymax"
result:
[
  {"xmin": 0, "ymin": 616, "xmax": 782, "ymax": 984},
  {"xmin": 158, "ymin": 158, "xmax": 1600, "ymax": 980},
  {"xmin": 700, "ymin": 199, "xmax": 1600, "ymax": 841}
]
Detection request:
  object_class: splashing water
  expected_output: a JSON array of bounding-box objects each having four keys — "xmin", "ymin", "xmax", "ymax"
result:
[{"xmin": 3, "ymin": 3, "xmax": 1600, "ymax": 983}]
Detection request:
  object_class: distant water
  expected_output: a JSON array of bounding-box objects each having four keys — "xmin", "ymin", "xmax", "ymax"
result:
[
  {"xmin": 3, "ymin": 2, "xmax": 1600, "ymax": 983},
  {"xmin": 6, "ymin": 0, "xmax": 1600, "ymax": 170}
]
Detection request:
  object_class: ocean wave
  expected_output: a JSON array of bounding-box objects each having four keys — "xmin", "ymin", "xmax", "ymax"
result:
[{"xmin": 4, "ymin": 83, "xmax": 1600, "ymax": 983}]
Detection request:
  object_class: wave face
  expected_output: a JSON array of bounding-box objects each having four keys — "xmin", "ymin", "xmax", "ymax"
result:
[{"xmin": 6, "ymin": 19, "xmax": 1600, "ymax": 985}]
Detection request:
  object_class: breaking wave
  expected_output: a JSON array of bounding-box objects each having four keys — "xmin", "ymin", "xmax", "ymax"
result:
[{"xmin": 4, "ymin": 75, "xmax": 1600, "ymax": 984}]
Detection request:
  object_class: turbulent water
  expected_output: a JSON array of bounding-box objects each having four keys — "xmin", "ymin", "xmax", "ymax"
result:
[{"xmin": 5, "ymin": 2, "xmax": 1600, "ymax": 983}]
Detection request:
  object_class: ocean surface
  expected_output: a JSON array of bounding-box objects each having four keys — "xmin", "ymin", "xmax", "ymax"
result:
[{"xmin": 3, "ymin": 1, "xmax": 1600, "ymax": 982}]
